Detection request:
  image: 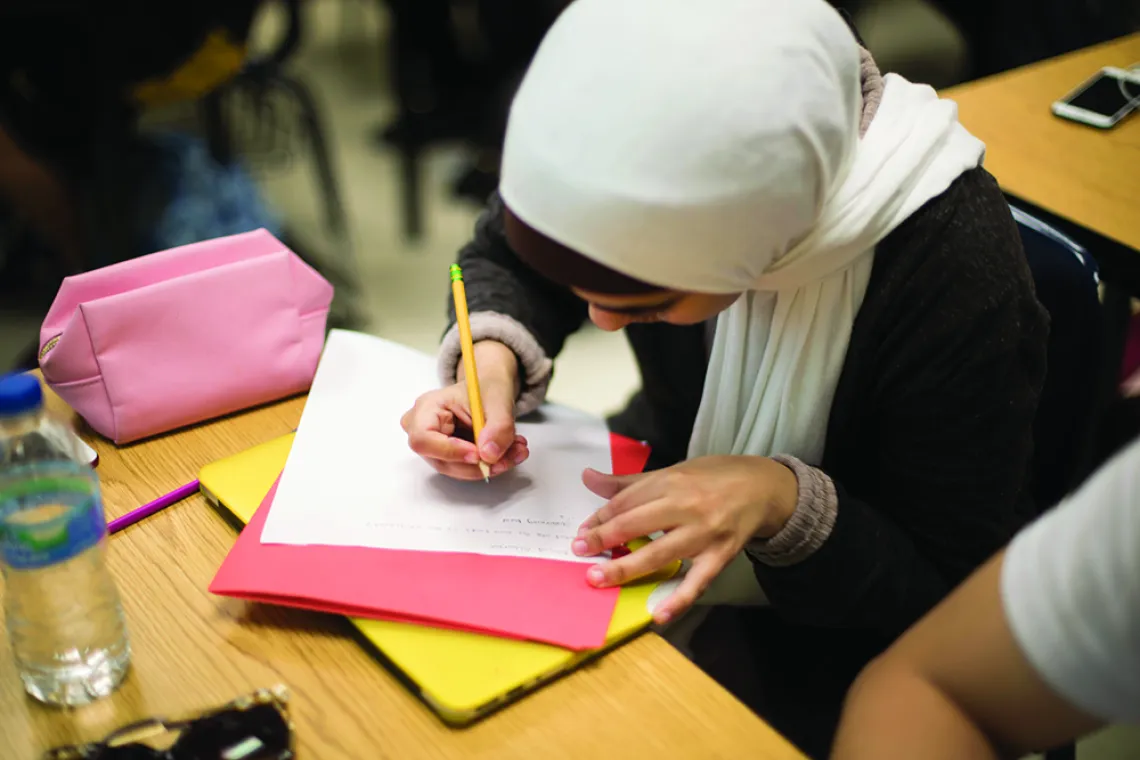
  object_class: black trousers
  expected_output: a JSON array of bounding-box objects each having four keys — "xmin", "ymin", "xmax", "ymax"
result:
[{"xmin": 690, "ymin": 607, "xmax": 889, "ymax": 760}]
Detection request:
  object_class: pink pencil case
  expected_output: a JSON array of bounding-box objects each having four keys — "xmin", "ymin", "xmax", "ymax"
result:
[{"xmin": 39, "ymin": 229, "xmax": 333, "ymax": 444}]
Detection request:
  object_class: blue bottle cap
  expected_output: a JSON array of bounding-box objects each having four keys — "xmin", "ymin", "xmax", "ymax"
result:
[{"xmin": 0, "ymin": 373, "xmax": 44, "ymax": 417}]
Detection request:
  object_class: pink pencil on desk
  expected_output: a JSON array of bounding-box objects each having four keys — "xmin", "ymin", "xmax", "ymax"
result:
[
  {"xmin": 105, "ymin": 430, "xmax": 295, "ymax": 534},
  {"xmin": 107, "ymin": 481, "xmax": 200, "ymax": 534}
]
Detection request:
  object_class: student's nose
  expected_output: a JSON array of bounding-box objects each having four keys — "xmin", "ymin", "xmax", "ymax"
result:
[{"xmin": 588, "ymin": 305, "xmax": 632, "ymax": 332}]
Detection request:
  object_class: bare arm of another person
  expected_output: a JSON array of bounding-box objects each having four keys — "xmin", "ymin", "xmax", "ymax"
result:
[
  {"xmin": 832, "ymin": 439, "xmax": 1140, "ymax": 759},
  {"xmin": 831, "ymin": 553, "xmax": 1100, "ymax": 759},
  {"xmin": 0, "ymin": 124, "xmax": 82, "ymax": 272}
]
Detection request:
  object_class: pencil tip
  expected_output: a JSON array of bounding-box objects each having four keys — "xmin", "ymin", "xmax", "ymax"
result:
[{"xmin": 484, "ymin": 477, "xmax": 490, "ymax": 484}]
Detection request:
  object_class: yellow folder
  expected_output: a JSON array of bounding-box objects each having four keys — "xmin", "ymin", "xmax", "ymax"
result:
[{"xmin": 200, "ymin": 433, "xmax": 676, "ymax": 725}]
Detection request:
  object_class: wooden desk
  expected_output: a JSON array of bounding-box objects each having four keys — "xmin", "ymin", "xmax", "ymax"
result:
[
  {"xmin": 0, "ymin": 389, "xmax": 801, "ymax": 759},
  {"xmin": 944, "ymin": 33, "xmax": 1140, "ymax": 253}
]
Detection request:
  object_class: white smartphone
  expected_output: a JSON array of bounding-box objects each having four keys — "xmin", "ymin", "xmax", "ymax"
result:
[{"xmin": 1051, "ymin": 67, "xmax": 1140, "ymax": 129}]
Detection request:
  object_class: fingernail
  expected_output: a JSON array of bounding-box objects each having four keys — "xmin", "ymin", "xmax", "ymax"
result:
[
  {"xmin": 513, "ymin": 449, "xmax": 527, "ymax": 465},
  {"xmin": 464, "ymin": 451, "xmax": 480, "ymax": 464},
  {"xmin": 572, "ymin": 539, "xmax": 589, "ymax": 556},
  {"xmin": 656, "ymin": 610, "xmax": 672, "ymax": 624},
  {"xmin": 482, "ymin": 442, "xmax": 502, "ymax": 460},
  {"xmin": 586, "ymin": 566, "xmax": 606, "ymax": 586}
]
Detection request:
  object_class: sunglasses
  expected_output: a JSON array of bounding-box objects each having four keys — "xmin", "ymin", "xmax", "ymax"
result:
[{"xmin": 43, "ymin": 686, "xmax": 294, "ymax": 760}]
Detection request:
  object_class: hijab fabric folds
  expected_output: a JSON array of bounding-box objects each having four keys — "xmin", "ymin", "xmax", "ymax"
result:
[{"xmin": 500, "ymin": 0, "xmax": 985, "ymax": 466}]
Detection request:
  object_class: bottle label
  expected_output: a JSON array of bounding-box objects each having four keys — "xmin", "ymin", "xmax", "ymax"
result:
[{"xmin": 0, "ymin": 474, "xmax": 107, "ymax": 570}]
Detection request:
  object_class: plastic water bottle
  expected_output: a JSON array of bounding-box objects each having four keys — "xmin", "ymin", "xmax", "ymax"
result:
[{"xmin": 0, "ymin": 373, "xmax": 130, "ymax": 706}]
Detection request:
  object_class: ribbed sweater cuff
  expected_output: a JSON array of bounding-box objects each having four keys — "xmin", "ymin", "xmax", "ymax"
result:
[
  {"xmin": 438, "ymin": 311, "xmax": 553, "ymax": 416},
  {"xmin": 747, "ymin": 455, "xmax": 838, "ymax": 567}
]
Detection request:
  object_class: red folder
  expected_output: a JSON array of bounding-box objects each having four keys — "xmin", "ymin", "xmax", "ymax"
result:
[{"xmin": 209, "ymin": 434, "xmax": 650, "ymax": 651}]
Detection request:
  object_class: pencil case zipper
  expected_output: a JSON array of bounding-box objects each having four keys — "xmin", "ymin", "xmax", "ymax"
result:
[{"xmin": 38, "ymin": 334, "xmax": 62, "ymax": 362}]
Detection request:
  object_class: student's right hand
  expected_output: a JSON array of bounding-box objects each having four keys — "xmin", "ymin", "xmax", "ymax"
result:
[{"xmin": 401, "ymin": 340, "xmax": 529, "ymax": 480}]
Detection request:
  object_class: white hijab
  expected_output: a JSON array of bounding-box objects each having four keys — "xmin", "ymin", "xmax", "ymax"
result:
[{"xmin": 500, "ymin": 0, "xmax": 985, "ymax": 466}]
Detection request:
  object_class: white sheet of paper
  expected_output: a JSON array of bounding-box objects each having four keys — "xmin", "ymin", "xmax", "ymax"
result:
[{"xmin": 258, "ymin": 330, "xmax": 614, "ymax": 562}]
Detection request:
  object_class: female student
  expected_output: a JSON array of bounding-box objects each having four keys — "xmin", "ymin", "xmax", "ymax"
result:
[
  {"xmin": 401, "ymin": 0, "xmax": 1048, "ymax": 753},
  {"xmin": 832, "ymin": 437, "xmax": 1140, "ymax": 759}
]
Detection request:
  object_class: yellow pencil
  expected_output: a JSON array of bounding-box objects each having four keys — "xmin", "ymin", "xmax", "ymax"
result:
[{"xmin": 450, "ymin": 265, "xmax": 492, "ymax": 482}]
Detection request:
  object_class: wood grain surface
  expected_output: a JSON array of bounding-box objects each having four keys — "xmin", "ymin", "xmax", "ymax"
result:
[
  {"xmin": 1, "ymin": 384, "xmax": 802, "ymax": 759},
  {"xmin": 943, "ymin": 34, "xmax": 1140, "ymax": 251}
]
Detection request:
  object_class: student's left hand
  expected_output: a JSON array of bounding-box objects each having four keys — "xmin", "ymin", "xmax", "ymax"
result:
[{"xmin": 572, "ymin": 456, "xmax": 799, "ymax": 623}]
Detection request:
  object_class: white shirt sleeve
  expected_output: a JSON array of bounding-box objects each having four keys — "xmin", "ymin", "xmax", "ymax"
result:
[{"xmin": 1001, "ymin": 438, "xmax": 1140, "ymax": 724}]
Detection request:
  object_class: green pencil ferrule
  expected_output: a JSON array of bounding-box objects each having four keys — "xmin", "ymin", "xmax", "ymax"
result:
[{"xmin": 449, "ymin": 264, "xmax": 463, "ymax": 283}]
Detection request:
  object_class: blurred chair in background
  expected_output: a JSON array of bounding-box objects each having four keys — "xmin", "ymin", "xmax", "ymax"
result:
[
  {"xmin": 0, "ymin": 2, "xmax": 258, "ymax": 372},
  {"xmin": 202, "ymin": 0, "xmax": 363, "ymax": 330},
  {"xmin": 0, "ymin": 0, "xmax": 361, "ymax": 373},
  {"xmin": 376, "ymin": 0, "xmax": 566, "ymax": 239},
  {"xmin": 371, "ymin": 0, "xmax": 971, "ymax": 241},
  {"xmin": 0, "ymin": 1, "xmax": 262, "ymax": 276},
  {"xmin": 203, "ymin": 0, "xmax": 347, "ymax": 241},
  {"xmin": 1011, "ymin": 206, "xmax": 1103, "ymax": 514},
  {"xmin": 372, "ymin": 0, "xmax": 1136, "ymax": 238}
]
